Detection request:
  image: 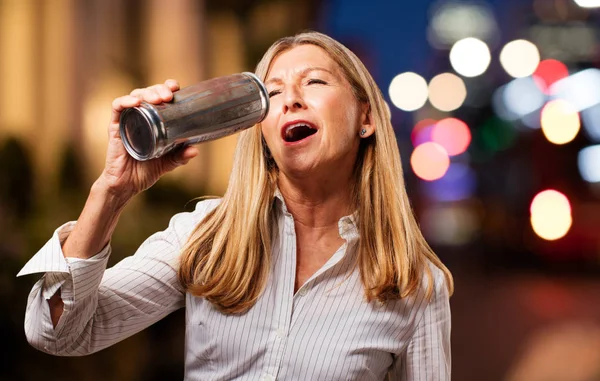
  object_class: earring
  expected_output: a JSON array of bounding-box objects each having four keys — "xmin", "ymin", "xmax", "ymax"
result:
[{"xmin": 360, "ymin": 128, "xmax": 367, "ymax": 136}]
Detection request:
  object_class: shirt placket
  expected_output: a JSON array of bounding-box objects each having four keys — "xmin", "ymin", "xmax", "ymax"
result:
[{"xmin": 260, "ymin": 212, "xmax": 296, "ymax": 381}]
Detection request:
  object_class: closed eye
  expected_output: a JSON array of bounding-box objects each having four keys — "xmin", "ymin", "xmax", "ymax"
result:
[
  {"xmin": 307, "ymin": 78, "xmax": 327, "ymax": 85},
  {"xmin": 268, "ymin": 89, "xmax": 281, "ymax": 98}
]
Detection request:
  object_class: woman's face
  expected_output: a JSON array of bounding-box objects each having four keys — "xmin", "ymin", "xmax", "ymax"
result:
[{"xmin": 262, "ymin": 44, "xmax": 371, "ymax": 181}]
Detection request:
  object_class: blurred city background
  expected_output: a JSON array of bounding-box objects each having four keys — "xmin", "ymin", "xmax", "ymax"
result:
[{"xmin": 2, "ymin": 0, "xmax": 600, "ymax": 380}]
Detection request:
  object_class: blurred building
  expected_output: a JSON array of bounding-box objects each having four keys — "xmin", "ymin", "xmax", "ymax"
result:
[{"xmin": 0, "ymin": 0, "xmax": 315, "ymax": 200}]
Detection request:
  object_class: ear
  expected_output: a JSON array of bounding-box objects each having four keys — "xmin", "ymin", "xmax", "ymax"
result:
[{"xmin": 359, "ymin": 102, "xmax": 375, "ymax": 138}]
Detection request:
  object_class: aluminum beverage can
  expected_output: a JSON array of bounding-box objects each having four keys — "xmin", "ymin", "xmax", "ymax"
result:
[{"xmin": 119, "ymin": 72, "xmax": 269, "ymax": 161}]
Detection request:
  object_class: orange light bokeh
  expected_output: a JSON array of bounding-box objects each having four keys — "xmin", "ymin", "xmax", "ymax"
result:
[
  {"xmin": 530, "ymin": 189, "xmax": 572, "ymax": 241},
  {"xmin": 540, "ymin": 99, "xmax": 580, "ymax": 145},
  {"xmin": 410, "ymin": 142, "xmax": 451, "ymax": 181}
]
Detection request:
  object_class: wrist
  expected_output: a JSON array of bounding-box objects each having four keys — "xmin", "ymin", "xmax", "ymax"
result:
[
  {"xmin": 91, "ymin": 176, "xmax": 134, "ymax": 210},
  {"xmin": 62, "ymin": 179, "xmax": 129, "ymax": 259}
]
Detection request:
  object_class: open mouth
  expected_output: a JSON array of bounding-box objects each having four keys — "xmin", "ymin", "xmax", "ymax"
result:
[{"xmin": 283, "ymin": 123, "xmax": 318, "ymax": 143}]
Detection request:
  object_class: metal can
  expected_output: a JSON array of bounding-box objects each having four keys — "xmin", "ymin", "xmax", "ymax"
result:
[{"xmin": 119, "ymin": 72, "xmax": 269, "ymax": 161}]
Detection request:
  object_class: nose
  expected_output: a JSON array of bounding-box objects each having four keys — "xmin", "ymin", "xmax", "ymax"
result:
[{"xmin": 282, "ymin": 85, "xmax": 306, "ymax": 114}]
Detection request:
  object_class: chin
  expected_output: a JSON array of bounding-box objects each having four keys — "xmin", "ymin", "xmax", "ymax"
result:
[{"xmin": 279, "ymin": 160, "xmax": 319, "ymax": 179}]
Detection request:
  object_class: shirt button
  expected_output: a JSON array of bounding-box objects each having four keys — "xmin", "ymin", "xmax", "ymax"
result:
[
  {"xmin": 276, "ymin": 327, "xmax": 285, "ymax": 338},
  {"xmin": 298, "ymin": 287, "xmax": 308, "ymax": 296},
  {"xmin": 262, "ymin": 375, "xmax": 275, "ymax": 381}
]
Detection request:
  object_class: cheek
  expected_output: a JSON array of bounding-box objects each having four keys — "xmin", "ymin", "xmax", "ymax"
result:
[
  {"xmin": 261, "ymin": 114, "xmax": 279, "ymax": 141},
  {"xmin": 323, "ymin": 110, "xmax": 360, "ymax": 152},
  {"xmin": 332, "ymin": 103, "xmax": 362, "ymax": 136}
]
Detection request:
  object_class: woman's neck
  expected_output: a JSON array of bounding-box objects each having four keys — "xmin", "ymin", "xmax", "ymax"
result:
[{"xmin": 277, "ymin": 174, "xmax": 354, "ymax": 229}]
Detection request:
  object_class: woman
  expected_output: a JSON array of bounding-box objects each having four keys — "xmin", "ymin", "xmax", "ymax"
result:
[{"xmin": 19, "ymin": 31, "xmax": 453, "ymax": 380}]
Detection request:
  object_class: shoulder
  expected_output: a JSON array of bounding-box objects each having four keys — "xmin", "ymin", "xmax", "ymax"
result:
[
  {"xmin": 399, "ymin": 260, "xmax": 450, "ymax": 312},
  {"xmin": 167, "ymin": 198, "xmax": 222, "ymax": 244},
  {"xmin": 423, "ymin": 259, "xmax": 451, "ymax": 303},
  {"xmin": 410, "ymin": 260, "xmax": 451, "ymax": 327},
  {"xmin": 427, "ymin": 260, "xmax": 448, "ymax": 292},
  {"xmin": 382, "ymin": 260, "xmax": 450, "ymax": 310},
  {"xmin": 191, "ymin": 197, "xmax": 223, "ymax": 216}
]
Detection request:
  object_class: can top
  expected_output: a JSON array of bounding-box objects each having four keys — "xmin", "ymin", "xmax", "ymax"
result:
[
  {"xmin": 119, "ymin": 105, "xmax": 160, "ymax": 161},
  {"xmin": 242, "ymin": 71, "xmax": 270, "ymax": 122}
]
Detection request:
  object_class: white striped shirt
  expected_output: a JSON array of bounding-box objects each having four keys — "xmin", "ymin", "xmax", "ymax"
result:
[{"xmin": 18, "ymin": 196, "xmax": 451, "ymax": 380}]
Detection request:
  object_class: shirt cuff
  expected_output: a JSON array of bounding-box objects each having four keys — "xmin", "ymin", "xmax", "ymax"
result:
[
  {"xmin": 16, "ymin": 221, "xmax": 112, "ymax": 300},
  {"xmin": 17, "ymin": 222, "xmax": 77, "ymax": 277}
]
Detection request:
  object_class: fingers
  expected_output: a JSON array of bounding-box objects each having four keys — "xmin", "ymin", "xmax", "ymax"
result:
[
  {"xmin": 129, "ymin": 86, "xmax": 162, "ymax": 103},
  {"xmin": 179, "ymin": 146, "xmax": 199, "ymax": 162},
  {"xmin": 164, "ymin": 146, "xmax": 199, "ymax": 171},
  {"xmin": 130, "ymin": 79, "xmax": 180, "ymax": 104},
  {"xmin": 165, "ymin": 79, "xmax": 180, "ymax": 92},
  {"xmin": 173, "ymin": 146, "xmax": 199, "ymax": 165},
  {"xmin": 111, "ymin": 95, "xmax": 142, "ymax": 124},
  {"xmin": 111, "ymin": 79, "xmax": 180, "ymax": 124}
]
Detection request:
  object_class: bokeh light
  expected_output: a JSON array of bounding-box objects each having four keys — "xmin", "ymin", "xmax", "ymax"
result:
[
  {"xmin": 449, "ymin": 37, "xmax": 491, "ymax": 77},
  {"xmin": 428, "ymin": 73, "xmax": 467, "ymax": 111},
  {"xmin": 578, "ymin": 145, "xmax": 600, "ymax": 183},
  {"xmin": 499, "ymin": 39, "xmax": 540, "ymax": 78},
  {"xmin": 550, "ymin": 68, "xmax": 600, "ymax": 112},
  {"xmin": 582, "ymin": 103, "xmax": 600, "ymax": 141},
  {"xmin": 421, "ymin": 203, "xmax": 479, "ymax": 246},
  {"xmin": 411, "ymin": 118, "xmax": 436, "ymax": 147},
  {"xmin": 573, "ymin": 0, "xmax": 600, "ymax": 7},
  {"xmin": 533, "ymin": 59, "xmax": 569, "ymax": 94},
  {"xmin": 503, "ymin": 76, "xmax": 547, "ymax": 120},
  {"xmin": 421, "ymin": 163, "xmax": 476, "ymax": 202},
  {"xmin": 530, "ymin": 190, "xmax": 572, "ymax": 241},
  {"xmin": 478, "ymin": 116, "xmax": 518, "ymax": 153},
  {"xmin": 410, "ymin": 142, "xmax": 450, "ymax": 181},
  {"xmin": 388, "ymin": 72, "xmax": 428, "ymax": 111},
  {"xmin": 540, "ymin": 100, "xmax": 580, "ymax": 145},
  {"xmin": 521, "ymin": 109, "xmax": 543, "ymax": 130},
  {"xmin": 431, "ymin": 118, "xmax": 471, "ymax": 156},
  {"xmin": 428, "ymin": 1, "xmax": 499, "ymax": 48},
  {"xmin": 492, "ymin": 85, "xmax": 519, "ymax": 121}
]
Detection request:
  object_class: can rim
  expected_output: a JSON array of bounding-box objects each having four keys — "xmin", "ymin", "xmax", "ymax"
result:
[
  {"xmin": 119, "ymin": 104, "xmax": 162, "ymax": 161},
  {"xmin": 242, "ymin": 71, "xmax": 270, "ymax": 122}
]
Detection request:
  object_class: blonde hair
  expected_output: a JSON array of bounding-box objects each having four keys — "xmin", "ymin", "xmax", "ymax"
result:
[{"xmin": 178, "ymin": 31, "xmax": 453, "ymax": 314}]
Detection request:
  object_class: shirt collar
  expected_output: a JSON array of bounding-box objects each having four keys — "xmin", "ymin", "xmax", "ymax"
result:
[{"xmin": 273, "ymin": 187, "xmax": 289, "ymax": 215}]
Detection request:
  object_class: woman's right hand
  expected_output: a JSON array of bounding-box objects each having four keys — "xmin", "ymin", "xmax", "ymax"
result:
[{"xmin": 97, "ymin": 79, "xmax": 199, "ymax": 202}]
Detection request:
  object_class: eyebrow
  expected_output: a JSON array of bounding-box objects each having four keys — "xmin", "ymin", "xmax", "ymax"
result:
[{"xmin": 264, "ymin": 67, "xmax": 336, "ymax": 86}]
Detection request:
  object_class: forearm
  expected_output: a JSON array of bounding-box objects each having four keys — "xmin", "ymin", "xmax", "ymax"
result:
[
  {"xmin": 50, "ymin": 177, "xmax": 132, "ymax": 325},
  {"xmin": 62, "ymin": 177, "xmax": 132, "ymax": 259}
]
